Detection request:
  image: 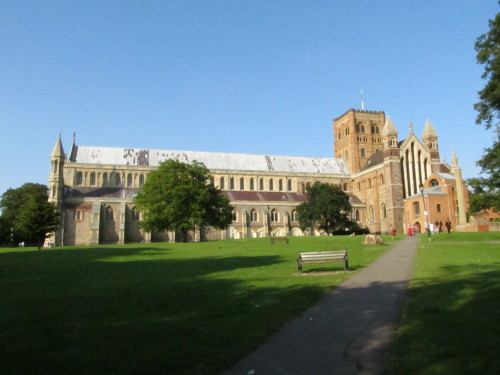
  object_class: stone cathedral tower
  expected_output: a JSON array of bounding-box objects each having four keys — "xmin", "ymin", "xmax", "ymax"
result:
[
  {"xmin": 48, "ymin": 134, "xmax": 65, "ymax": 246},
  {"xmin": 333, "ymin": 109, "xmax": 386, "ymax": 173}
]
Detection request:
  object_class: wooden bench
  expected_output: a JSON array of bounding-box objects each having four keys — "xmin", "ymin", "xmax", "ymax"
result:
[
  {"xmin": 297, "ymin": 250, "xmax": 348, "ymax": 273},
  {"xmin": 270, "ymin": 236, "xmax": 289, "ymax": 244}
]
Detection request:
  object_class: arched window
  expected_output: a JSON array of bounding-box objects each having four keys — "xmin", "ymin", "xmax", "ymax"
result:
[
  {"xmin": 369, "ymin": 206, "xmax": 374, "ymax": 222},
  {"xmin": 75, "ymin": 172, "xmax": 83, "ymax": 186},
  {"xmin": 130, "ymin": 207, "xmax": 139, "ymax": 221},
  {"xmin": 381, "ymin": 203, "xmax": 386, "ymax": 219},
  {"xmin": 220, "ymin": 177, "xmax": 225, "ymax": 189},
  {"xmin": 90, "ymin": 172, "xmax": 96, "ymax": 186},
  {"xmin": 106, "ymin": 206, "xmax": 114, "ymax": 221},
  {"xmin": 102, "ymin": 173, "xmax": 109, "ymax": 187},
  {"xmin": 232, "ymin": 210, "xmax": 237, "ymax": 221},
  {"xmin": 360, "ymin": 148, "xmax": 366, "ymax": 158},
  {"xmin": 380, "ymin": 174, "xmax": 384, "ymax": 184},
  {"xmin": 355, "ymin": 209, "xmax": 360, "ymax": 221},
  {"xmin": 230, "ymin": 177, "xmax": 235, "ymax": 190},
  {"xmin": 114, "ymin": 173, "xmax": 121, "ymax": 187},
  {"xmin": 430, "ymin": 179, "xmax": 439, "ymax": 187},
  {"xmin": 368, "ymin": 179, "xmax": 372, "ymax": 188},
  {"xmin": 291, "ymin": 210, "xmax": 298, "ymax": 222},
  {"xmin": 361, "ymin": 125, "xmax": 365, "ymax": 133},
  {"xmin": 287, "ymin": 179, "xmax": 292, "ymax": 192},
  {"xmin": 240, "ymin": 177, "xmax": 244, "ymax": 190},
  {"xmin": 250, "ymin": 178, "xmax": 254, "ymax": 191},
  {"xmin": 271, "ymin": 209, "xmax": 279, "ymax": 222},
  {"xmin": 391, "ymin": 138, "xmax": 397, "ymax": 147},
  {"xmin": 127, "ymin": 174, "xmax": 133, "ymax": 187},
  {"xmin": 357, "ymin": 182, "xmax": 361, "ymax": 191},
  {"xmin": 343, "ymin": 183, "xmax": 348, "ymax": 191},
  {"xmin": 269, "ymin": 179, "xmax": 274, "ymax": 191},
  {"xmin": 250, "ymin": 209, "xmax": 258, "ymax": 222},
  {"xmin": 278, "ymin": 179, "xmax": 283, "ymax": 191},
  {"xmin": 259, "ymin": 178, "xmax": 264, "ymax": 191},
  {"xmin": 413, "ymin": 202, "xmax": 420, "ymax": 215},
  {"xmin": 139, "ymin": 174, "xmax": 145, "ymax": 187},
  {"xmin": 75, "ymin": 210, "xmax": 83, "ymax": 221}
]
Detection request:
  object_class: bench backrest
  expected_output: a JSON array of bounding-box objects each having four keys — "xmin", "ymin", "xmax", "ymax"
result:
[{"xmin": 299, "ymin": 250, "xmax": 347, "ymax": 261}]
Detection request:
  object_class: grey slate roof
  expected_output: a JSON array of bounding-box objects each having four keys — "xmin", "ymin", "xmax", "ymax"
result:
[{"xmin": 70, "ymin": 145, "xmax": 350, "ymax": 175}]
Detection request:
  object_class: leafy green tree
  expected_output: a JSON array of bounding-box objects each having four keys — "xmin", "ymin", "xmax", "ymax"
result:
[
  {"xmin": 0, "ymin": 183, "xmax": 60, "ymax": 249},
  {"xmin": 133, "ymin": 159, "xmax": 233, "ymax": 242},
  {"xmin": 296, "ymin": 182, "xmax": 354, "ymax": 234},
  {"xmin": 470, "ymin": 9, "xmax": 500, "ymax": 212}
]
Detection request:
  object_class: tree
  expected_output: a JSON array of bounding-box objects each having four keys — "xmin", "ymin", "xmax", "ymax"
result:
[
  {"xmin": 470, "ymin": 9, "xmax": 500, "ymax": 212},
  {"xmin": 0, "ymin": 183, "xmax": 60, "ymax": 249},
  {"xmin": 296, "ymin": 182, "xmax": 354, "ymax": 234},
  {"xmin": 133, "ymin": 159, "xmax": 233, "ymax": 241}
]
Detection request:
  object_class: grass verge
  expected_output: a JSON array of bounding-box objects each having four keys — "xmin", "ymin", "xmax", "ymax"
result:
[
  {"xmin": 385, "ymin": 231, "xmax": 500, "ymax": 375},
  {"xmin": 1, "ymin": 234, "xmax": 396, "ymax": 375}
]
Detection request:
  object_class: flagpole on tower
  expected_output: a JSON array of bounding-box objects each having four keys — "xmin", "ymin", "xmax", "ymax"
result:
[{"xmin": 360, "ymin": 89, "xmax": 365, "ymax": 110}]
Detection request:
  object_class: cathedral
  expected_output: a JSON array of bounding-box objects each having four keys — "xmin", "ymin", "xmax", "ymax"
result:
[{"xmin": 48, "ymin": 109, "xmax": 469, "ymax": 245}]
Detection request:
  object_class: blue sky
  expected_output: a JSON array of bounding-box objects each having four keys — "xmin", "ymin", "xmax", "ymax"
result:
[{"xmin": 0, "ymin": 1, "xmax": 498, "ymax": 196}]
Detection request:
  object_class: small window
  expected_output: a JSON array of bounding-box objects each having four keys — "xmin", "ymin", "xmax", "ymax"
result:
[
  {"xmin": 287, "ymin": 179, "xmax": 292, "ymax": 192},
  {"xmin": 291, "ymin": 210, "xmax": 298, "ymax": 222},
  {"xmin": 250, "ymin": 209, "xmax": 258, "ymax": 222},
  {"xmin": 343, "ymin": 183, "xmax": 348, "ymax": 191},
  {"xmin": 232, "ymin": 210, "xmax": 237, "ymax": 221},
  {"xmin": 240, "ymin": 177, "xmax": 244, "ymax": 190},
  {"xmin": 271, "ymin": 209, "xmax": 279, "ymax": 222},
  {"xmin": 269, "ymin": 179, "xmax": 274, "ymax": 191},
  {"xmin": 278, "ymin": 179, "xmax": 283, "ymax": 191},
  {"xmin": 259, "ymin": 178, "xmax": 264, "ymax": 191},
  {"xmin": 90, "ymin": 172, "xmax": 96, "ymax": 186},
  {"xmin": 102, "ymin": 173, "xmax": 109, "ymax": 187},
  {"xmin": 230, "ymin": 177, "xmax": 235, "ymax": 190},
  {"xmin": 381, "ymin": 203, "xmax": 386, "ymax": 219},
  {"xmin": 75, "ymin": 210, "xmax": 83, "ymax": 221},
  {"xmin": 413, "ymin": 202, "xmax": 420, "ymax": 215},
  {"xmin": 130, "ymin": 207, "xmax": 140, "ymax": 221},
  {"xmin": 437, "ymin": 204, "xmax": 442, "ymax": 213},
  {"xmin": 127, "ymin": 174, "xmax": 133, "ymax": 187},
  {"xmin": 250, "ymin": 178, "xmax": 254, "ymax": 191},
  {"xmin": 106, "ymin": 206, "xmax": 114, "ymax": 221},
  {"xmin": 361, "ymin": 148, "xmax": 366, "ymax": 158},
  {"xmin": 220, "ymin": 177, "xmax": 225, "ymax": 189},
  {"xmin": 76, "ymin": 172, "xmax": 83, "ymax": 186}
]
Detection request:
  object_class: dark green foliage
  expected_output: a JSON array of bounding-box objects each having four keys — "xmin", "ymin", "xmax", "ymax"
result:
[
  {"xmin": 296, "ymin": 182, "xmax": 354, "ymax": 234},
  {"xmin": 475, "ymin": 10, "xmax": 500, "ymax": 129},
  {"xmin": 470, "ymin": 9, "xmax": 500, "ymax": 213},
  {"xmin": 133, "ymin": 160, "xmax": 233, "ymax": 241},
  {"xmin": 0, "ymin": 183, "xmax": 59, "ymax": 248}
]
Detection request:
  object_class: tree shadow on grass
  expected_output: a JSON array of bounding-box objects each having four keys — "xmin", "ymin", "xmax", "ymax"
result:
[
  {"xmin": 385, "ymin": 264, "xmax": 500, "ymax": 375},
  {"xmin": 0, "ymin": 248, "xmax": 330, "ymax": 375}
]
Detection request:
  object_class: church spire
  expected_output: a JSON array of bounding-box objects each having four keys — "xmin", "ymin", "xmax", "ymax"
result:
[
  {"xmin": 381, "ymin": 116, "xmax": 398, "ymax": 136},
  {"xmin": 451, "ymin": 149, "xmax": 459, "ymax": 169},
  {"xmin": 422, "ymin": 119, "xmax": 438, "ymax": 139},
  {"xmin": 51, "ymin": 133, "xmax": 65, "ymax": 159}
]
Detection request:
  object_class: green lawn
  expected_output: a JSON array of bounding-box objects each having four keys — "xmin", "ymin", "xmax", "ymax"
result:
[
  {"xmin": 0, "ymin": 235, "xmax": 395, "ymax": 375},
  {"xmin": 386, "ymin": 231, "xmax": 500, "ymax": 375}
]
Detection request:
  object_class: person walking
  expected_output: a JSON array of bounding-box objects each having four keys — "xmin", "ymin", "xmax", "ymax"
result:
[{"xmin": 445, "ymin": 218, "xmax": 452, "ymax": 234}]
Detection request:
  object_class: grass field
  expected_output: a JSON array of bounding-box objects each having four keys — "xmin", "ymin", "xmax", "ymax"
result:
[
  {"xmin": 386, "ymin": 231, "xmax": 500, "ymax": 375},
  {"xmin": 0, "ymin": 234, "xmax": 395, "ymax": 375}
]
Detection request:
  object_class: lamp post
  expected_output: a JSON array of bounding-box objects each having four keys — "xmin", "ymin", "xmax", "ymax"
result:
[{"xmin": 419, "ymin": 183, "xmax": 431, "ymax": 241}]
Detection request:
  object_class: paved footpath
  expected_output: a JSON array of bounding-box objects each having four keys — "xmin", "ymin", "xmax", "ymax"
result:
[{"xmin": 221, "ymin": 235, "xmax": 418, "ymax": 375}]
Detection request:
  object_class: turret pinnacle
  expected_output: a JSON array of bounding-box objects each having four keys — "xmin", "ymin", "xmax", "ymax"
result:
[
  {"xmin": 451, "ymin": 149, "xmax": 459, "ymax": 169},
  {"xmin": 51, "ymin": 133, "xmax": 65, "ymax": 159},
  {"xmin": 381, "ymin": 116, "xmax": 398, "ymax": 136},
  {"xmin": 422, "ymin": 119, "xmax": 438, "ymax": 139}
]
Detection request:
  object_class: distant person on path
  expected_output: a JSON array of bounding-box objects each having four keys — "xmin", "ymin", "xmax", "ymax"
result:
[
  {"xmin": 407, "ymin": 225, "xmax": 413, "ymax": 237},
  {"xmin": 445, "ymin": 218, "xmax": 452, "ymax": 234}
]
